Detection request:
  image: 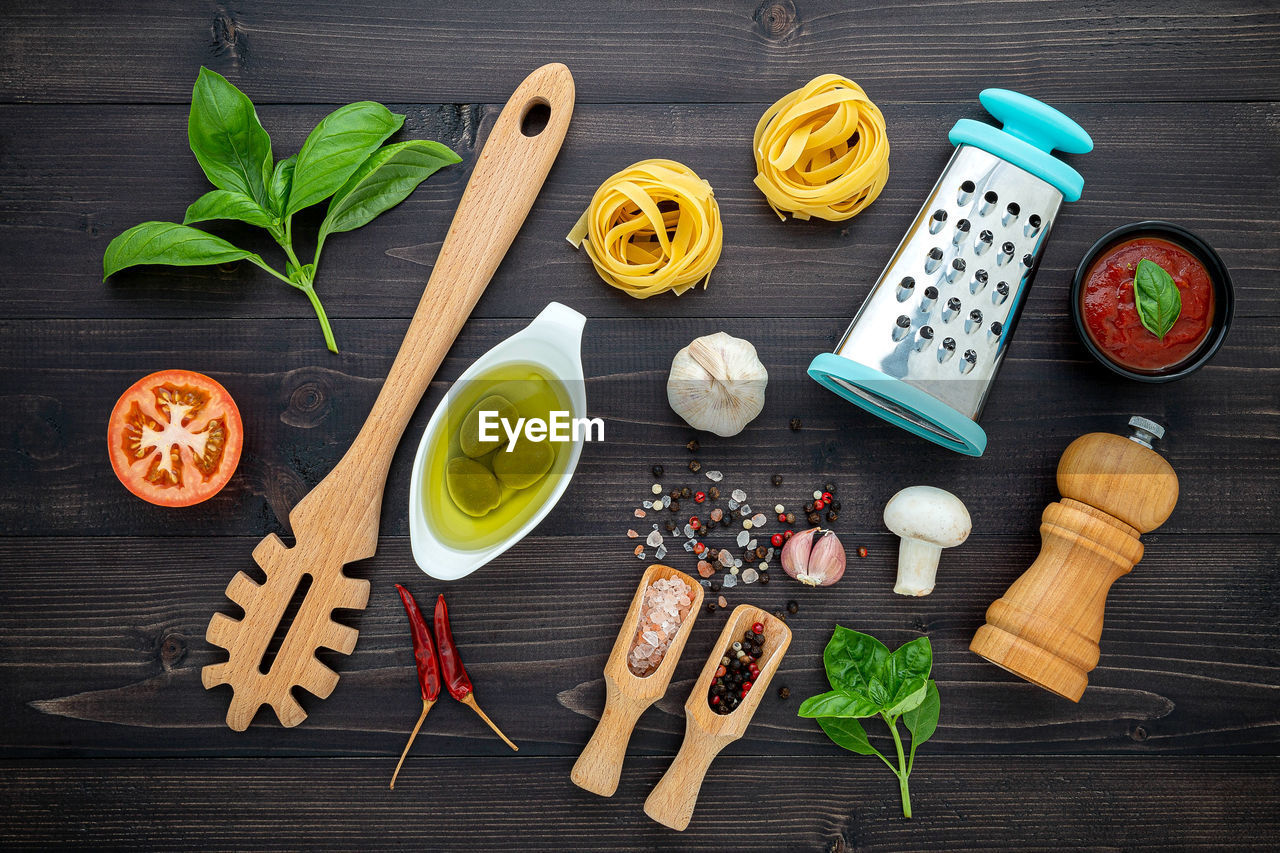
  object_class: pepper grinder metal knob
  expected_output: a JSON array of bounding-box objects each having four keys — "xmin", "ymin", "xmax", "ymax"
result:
[{"xmin": 969, "ymin": 416, "xmax": 1179, "ymax": 701}]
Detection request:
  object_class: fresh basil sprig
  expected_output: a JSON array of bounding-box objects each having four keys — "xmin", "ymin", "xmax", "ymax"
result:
[
  {"xmin": 799, "ymin": 627, "xmax": 941, "ymax": 818},
  {"xmin": 103, "ymin": 67, "xmax": 461, "ymax": 353},
  {"xmin": 1133, "ymin": 258, "xmax": 1182, "ymax": 340}
]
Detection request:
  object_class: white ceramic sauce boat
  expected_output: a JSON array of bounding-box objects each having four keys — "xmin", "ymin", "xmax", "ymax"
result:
[{"xmin": 408, "ymin": 302, "xmax": 587, "ymax": 580}]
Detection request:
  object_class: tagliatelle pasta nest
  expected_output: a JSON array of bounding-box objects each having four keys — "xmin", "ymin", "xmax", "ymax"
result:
[
  {"xmin": 753, "ymin": 74, "xmax": 890, "ymax": 222},
  {"xmin": 567, "ymin": 158, "xmax": 723, "ymax": 299}
]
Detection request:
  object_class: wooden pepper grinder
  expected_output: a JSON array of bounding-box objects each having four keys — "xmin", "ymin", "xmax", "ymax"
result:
[{"xmin": 970, "ymin": 416, "xmax": 1178, "ymax": 701}]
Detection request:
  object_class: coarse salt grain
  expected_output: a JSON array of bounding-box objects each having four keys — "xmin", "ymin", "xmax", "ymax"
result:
[
  {"xmin": 718, "ymin": 595, "xmax": 728, "ymax": 608},
  {"xmin": 723, "ymin": 574, "xmax": 738, "ymax": 588},
  {"xmin": 742, "ymin": 568, "xmax": 759, "ymax": 584},
  {"xmin": 627, "ymin": 529, "xmax": 639, "ymax": 539},
  {"xmin": 706, "ymin": 470, "xmax": 723, "ymax": 482},
  {"xmin": 813, "ymin": 490, "xmax": 823, "ymax": 500},
  {"xmin": 652, "ymin": 483, "xmax": 663, "ymax": 494},
  {"xmin": 655, "ymin": 544, "xmax": 667, "ymax": 560},
  {"xmin": 736, "ymin": 530, "xmax": 750, "ymax": 547},
  {"xmin": 731, "ymin": 489, "xmax": 747, "ymax": 503},
  {"xmin": 710, "ymin": 507, "xmax": 724, "ymax": 521},
  {"xmin": 634, "ymin": 509, "xmax": 646, "ymax": 518},
  {"xmin": 646, "ymin": 530, "xmax": 663, "ymax": 548},
  {"xmin": 697, "ymin": 560, "xmax": 714, "ymax": 577},
  {"xmin": 775, "ymin": 504, "xmax": 785, "ymax": 514}
]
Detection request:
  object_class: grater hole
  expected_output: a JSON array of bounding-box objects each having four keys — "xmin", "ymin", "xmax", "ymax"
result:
[
  {"xmin": 970, "ymin": 309, "xmax": 982, "ymax": 321},
  {"xmin": 1022, "ymin": 253, "xmax": 1035, "ymax": 268},
  {"xmin": 920, "ymin": 325, "xmax": 934, "ymax": 339},
  {"xmin": 957, "ymin": 181, "xmax": 975, "ymax": 205},
  {"xmin": 900, "ymin": 276, "xmax": 916, "ymax": 289},
  {"xmin": 984, "ymin": 191, "xmax": 998, "ymax": 204},
  {"xmin": 956, "ymin": 218, "xmax": 971, "ymax": 233},
  {"xmin": 924, "ymin": 285, "xmax": 939, "ymax": 300},
  {"xmin": 979, "ymin": 229, "xmax": 993, "ymax": 244},
  {"xmin": 990, "ymin": 320, "xmax": 1003, "ymax": 336},
  {"xmin": 943, "ymin": 337, "xmax": 956, "ymax": 350},
  {"xmin": 1002, "ymin": 241, "xmax": 1015, "ymax": 254},
  {"xmin": 929, "ymin": 209, "xmax": 947, "ymax": 234},
  {"xmin": 1029, "ymin": 214, "xmax": 1042, "ymax": 228},
  {"xmin": 1006, "ymin": 202, "xmax": 1020, "ymax": 218},
  {"xmin": 1025, "ymin": 213, "xmax": 1042, "ymax": 237},
  {"xmin": 951, "ymin": 258, "xmax": 966, "ymax": 272},
  {"xmin": 975, "ymin": 269, "xmax": 988, "ymax": 283},
  {"xmin": 960, "ymin": 180, "xmax": 976, "ymax": 193},
  {"xmin": 947, "ymin": 297, "xmax": 962, "ymax": 311},
  {"xmin": 928, "ymin": 247, "xmax": 943, "ymax": 260}
]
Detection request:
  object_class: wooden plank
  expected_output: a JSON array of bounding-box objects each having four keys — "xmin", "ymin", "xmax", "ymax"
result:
[
  {"xmin": 1, "ymin": 756, "xmax": 1276, "ymax": 849},
  {"xmin": 1, "ymin": 534, "xmax": 1274, "ymax": 757},
  {"xmin": 2, "ymin": 1, "xmax": 1279, "ymax": 105},
  {"xmin": 0, "ymin": 318, "xmax": 1275, "ymax": 539},
  {"xmin": 2, "ymin": 101, "xmax": 1276, "ymax": 322}
]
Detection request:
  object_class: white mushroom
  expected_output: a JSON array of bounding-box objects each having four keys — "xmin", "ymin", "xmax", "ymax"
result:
[{"xmin": 882, "ymin": 486, "xmax": 971, "ymax": 596}]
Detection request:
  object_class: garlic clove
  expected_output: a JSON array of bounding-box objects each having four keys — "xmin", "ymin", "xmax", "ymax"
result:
[
  {"xmin": 806, "ymin": 531, "xmax": 847, "ymax": 586},
  {"xmin": 667, "ymin": 332, "xmax": 768, "ymax": 437},
  {"xmin": 781, "ymin": 527, "xmax": 818, "ymax": 578}
]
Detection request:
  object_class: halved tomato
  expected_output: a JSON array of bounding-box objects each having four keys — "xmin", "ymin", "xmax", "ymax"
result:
[{"xmin": 107, "ymin": 369, "xmax": 244, "ymax": 507}]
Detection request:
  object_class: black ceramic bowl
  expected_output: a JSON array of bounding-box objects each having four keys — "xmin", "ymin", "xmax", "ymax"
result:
[{"xmin": 1071, "ymin": 220, "xmax": 1234, "ymax": 383}]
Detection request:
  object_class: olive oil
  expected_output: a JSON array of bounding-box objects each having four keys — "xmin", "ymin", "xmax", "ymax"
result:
[{"xmin": 422, "ymin": 362, "xmax": 572, "ymax": 550}]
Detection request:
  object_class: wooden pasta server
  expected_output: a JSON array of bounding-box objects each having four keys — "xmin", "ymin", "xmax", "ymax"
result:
[{"xmin": 202, "ymin": 63, "xmax": 575, "ymax": 730}]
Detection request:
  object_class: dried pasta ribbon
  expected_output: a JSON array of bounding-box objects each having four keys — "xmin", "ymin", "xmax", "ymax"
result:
[
  {"xmin": 753, "ymin": 74, "xmax": 890, "ymax": 222},
  {"xmin": 568, "ymin": 158, "xmax": 723, "ymax": 299}
]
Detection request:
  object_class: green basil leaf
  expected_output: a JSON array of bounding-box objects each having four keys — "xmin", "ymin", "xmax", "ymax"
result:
[
  {"xmin": 286, "ymin": 102, "xmax": 405, "ymax": 216},
  {"xmin": 268, "ymin": 155, "xmax": 296, "ymax": 217},
  {"xmin": 188, "ymin": 67, "xmax": 273, "ymax": 207},
  {"xmin": 317, "ymin": 140, "xmax": 460, "ymax": 243},
  {"xmin": 797, "ymin": 689, "xmax": 881, "ymax": 719},
  {"xmin": 903, "ymin": 680, "xmax": 940, "ymax": 748},
  {"xmin": 183, "ymin": 190, "xmax": 276, "ymax": 229},
  {"xmin": 824, "ymin": 626, "xmax": 890, "ymax": 693},
  {"xmin": 102, "ymin": 221, "xmax": 262, "ymax": 279},
  {"xmin": 884, "ymin": 636, "xmax": 933, "ymax": 696},
  {"xmin": 817, "ymin": 716, "xmax": 880, "ymax": 756},
  {"xmin": 867, "ymin": 677, "xmax": 889, "ymax": 707},
  {"xmin": 1134, "ymin": 258, "xmax": 1182, "ymax": 340},
  {"xmin": 883, "ymin": 676, "xmax": 928, "ymax": 717}
]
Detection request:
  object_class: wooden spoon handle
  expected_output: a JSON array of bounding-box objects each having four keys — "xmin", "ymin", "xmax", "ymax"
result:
[
  {"xmin": 290, "ymin": 63, "xmax": 575, "ymax": 557},
  {"xmin": 571, "ymin": 684, "xmax": 651, "ymax": 797},
  {"xmin": 643, "ymin": 720, "xmax": 731, "ymax": 831}
]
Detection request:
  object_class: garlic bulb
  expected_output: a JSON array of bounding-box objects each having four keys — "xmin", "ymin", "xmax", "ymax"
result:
[{"xmin": 666, "ymin": 332, "xmax": 768, "ymax": 437}]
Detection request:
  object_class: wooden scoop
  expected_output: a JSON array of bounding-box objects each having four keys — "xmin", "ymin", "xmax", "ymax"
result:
[
  {"xmin": 644, "ymin": 604, "xmax": 792, "ymax": 831},
  {"xmin": 202, "ymin": 63, "xmax": 576, "ymax": 731},
  {"xmin": 571, "ymin": 564, "xmax": 703, "ymax": 797}
]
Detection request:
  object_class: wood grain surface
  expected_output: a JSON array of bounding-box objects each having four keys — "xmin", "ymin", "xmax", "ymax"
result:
[{"xmin": 1, "ymin": 0, "xmax": 1277, "ymax": 849}]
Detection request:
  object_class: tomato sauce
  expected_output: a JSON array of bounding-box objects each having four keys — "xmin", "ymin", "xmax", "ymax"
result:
[{"xmin": 1080, "ymin": 237, "xmax": 1214, "ymax": 371}]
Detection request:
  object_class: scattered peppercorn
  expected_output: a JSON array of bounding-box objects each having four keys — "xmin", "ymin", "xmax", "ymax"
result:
[
  {"xmin": 694, "ymin": 491, "xmax": 707, "ymax": 503},
  {"xmin": 651, "ymin": 464, "xmax": 664, "ymax": 478},
  {"xmin": 785, "ymin": 512, "xmax": 796, "ymax": 524},
  {"xmin": 755, "ymin": 545, "xmax": 768, "ymax": 559},
  {"xmin": 821, "ymin": 491, "xmax": 833, "ymax": 503},
  {"xmin": 708, "ymin": 486, "xmax": 720, "ymax": 500},
  {"xmin": 831, "ymin": 500, "xmax": 842, "ymax": 511},
  {"xmin": 824, "ymin": 482, "xmax": 837, "ymax": 494},
  {"xmin": 784, "ymin": 529, "xmax": 794, "ymax": 540},
  {"xmin": 721, "ymin": 517, "xmax": 732, "ymax": 528},
  {"xmin": 686, "ymin": 439, "xmax": 700, "ymax": 452},
  {"xmin": 680, "ymin": 487, "xmax": 692, "ymax": 499},
  {"xmin": 689, "ymin": 516, "xmax": 701, "ymax": 530},
  {"xmin": 813, "ymin": 499, "xmax": 825, "ymax": 511},
  {"xmin": 759, "ymin": 572, "xmax": 770, "ymax": 584},
  {"xmin": 772, "ymin": 474, "xmax": 783, "ymax": 486},
  {"xmin": 807, "ymin": 512, "xmax": 821, "ymax": 524},
  {"xmin": 770, "ymin": 533, "xmax": 784, "ymax": 548},
  {"xmin": 789, "ymin": 418, "xmax": 802, "ymax": 431},
  {"xmin": 665, "ymin": 520, "xmax": 676, "ymax": 532},
  {"xmin": 827, "ymin": 511, "xmax": 839, "ymax": 522},
  {"xmin": 773, "ymin": 609, "xmax": 788, "ymax": 622},
  {"xmin": 705, "ymin": 602, "xmax": 717, "ymax": 614},
  {"xmin": 804, "ymin": 502, "xmax": 815, "ymax": 513},
  {"xmin": 688, "ymin": 460, "xmax": 702, "ymax": 473},
  {"xmin": 670, "ymin": 501, "xmax": 681, "ymax": 513},
  {"xmin": 858, "ymin": 546, "xmax": 868, "ymax": 558},
  {"xmin": 777, "ymin": 686, "xmax": 791, "ymax": 699},
  {"xmin": 710, "ymin": 579, "xmax": 722, "ymax": 592},
  {"xmin": 787, "ymin": 600, "xmax": 799, "ymax": 614}
]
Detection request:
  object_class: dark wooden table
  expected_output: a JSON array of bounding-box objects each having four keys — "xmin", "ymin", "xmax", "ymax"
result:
[{"xmin": 2, "ymin": 2, "xmax": 1277, "ymax": 849}]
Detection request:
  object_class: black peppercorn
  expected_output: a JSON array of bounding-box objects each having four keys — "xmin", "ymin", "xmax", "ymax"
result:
[
  {"xmin": 729, "ymin": 658, "xmax": 741, "ymax": 671},
  {"xmin": 681, "ymin": 487, "xmax": 692, "ymax": 499},
  {"xmin": 743, "ymin": 551, "xmax": 757, "ymax": 563},
  {"xmin": 665, "ymin": 520, "xmax": 676, "ymax": 532},
  {"xmin": 787, "ymin": 600, "xmax": 799, "ymax": 614},
  {"xmin": 831, "ymin": 500, "xmax": 842, "ymax": 512},
  {"xmin": 710, "ymin": 579, "xmax": 722, "ymax": 592},
  {"xmin": 753, "ymin": 631, "xmax": 765, "ymax": 643},
  {"xmin": 753, "ymin": 546, "xmax": 766, "ymax": 559},
  {"xmin": 652, "ymin": 464, "xmax": 664, "ymax": 478},
  {"xmin": 688, "ymin": 460, "xmax": 701, "ymax": 473},
  {"xmin": 777, "ymin": 686, "xmax": 791, "ymax": 699},
  {"xmin": 759, "ymin": 572, "xmax": 770, "ymax": 585},
  {"xmin": 721, "ymin": 517, "xmax": 732, "ymax": 528},
  {"xmin": 785, "ymin": 512, "xmax": 796, "ymax": 524},
  {"xmin": 827, "ymin": 511, "xmax": 839, "ymax": 522},
  {"xmin": 686, "ymin": 439, "xmax": 700, "ymax": 452},
  {"xmin": 705, "ymin": 602, "xmax": 717, "ymax": 614},
  {"xmin": 713, "ymin": 683, "xmax": 726, "ymax": 696},
  {"xmin": 670, "ymin": 501, "xmax": 680, "ymax": 513},
  {"xmin": 807, "ymin": 512, "xmax": 821, "ymax": 525},
  {"xmin": 772, "ymin": 474, "xmax": 783, "ymax": 486},
  {"xmin": 708, "ymin": 486, "xmax": 720, "ymax": 500},
  {"xmin": 804, "ymin": 501, "xmax": 814, "ymax": 513},
  {"xmin": 824, "ymin": 482, "xmax": 837, "ymax": 494},
  {"xmin": 773, "ymin": 609, "xmax": 788, "ymax": 622},
  {"xmin": 789, "ymin": 418, "xmax": 802, "ymax": 431}
]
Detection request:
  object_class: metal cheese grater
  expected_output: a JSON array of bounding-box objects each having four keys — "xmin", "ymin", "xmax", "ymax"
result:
[{"xmin": 808, "ymin": 89, "xmax": 1092, "ymax": 456}]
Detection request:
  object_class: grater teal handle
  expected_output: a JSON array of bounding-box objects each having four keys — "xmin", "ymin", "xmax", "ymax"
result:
[{"xmin": 949, "ymin": 88, "xmax": 1092, "ymax": 201}]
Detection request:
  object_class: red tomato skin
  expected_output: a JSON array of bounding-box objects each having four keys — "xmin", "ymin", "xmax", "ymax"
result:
[
  {"xmin": 1081, "ymin": 237, "xmax": 1214, "ymax": 371},
  {"xmin": 107, "ymin": 369, "xmax": 243, "ymax": 507}
]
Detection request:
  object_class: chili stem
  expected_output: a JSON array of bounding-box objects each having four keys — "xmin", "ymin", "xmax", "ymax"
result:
[
  {"xmin": 461, "ymin": 692, "xmax": 518, "ymax": 751},
  {"xmin": 389, "ymin": 699, "xmax": 435, "ymax": 789}
]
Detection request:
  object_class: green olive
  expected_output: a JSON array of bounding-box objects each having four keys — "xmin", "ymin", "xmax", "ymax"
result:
[
  {"xmin": 445, "ymin": 456, "xmax": 503, "ymax": 517},
  {"xmin": 459, "ymin": 394, "xmax": 518, "ymax": 458},
  {"xmin": 493, "ymin": 439, "xmax": 555, "ymax": 490}
]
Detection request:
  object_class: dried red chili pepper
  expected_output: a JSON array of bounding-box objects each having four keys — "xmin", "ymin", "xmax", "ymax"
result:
[
  {"xmin": 433, "ymin": 593, "xmax": 518, "ymax": 751},
  {"xmin": 390, "ymin": 584, "xmax": 441, "ymax": 789}
]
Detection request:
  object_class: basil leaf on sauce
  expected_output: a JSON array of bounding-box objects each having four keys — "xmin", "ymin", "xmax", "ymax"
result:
[{"xmin": 1134, "ymin": 258, "xmax": 1182, "ymax": 340}]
